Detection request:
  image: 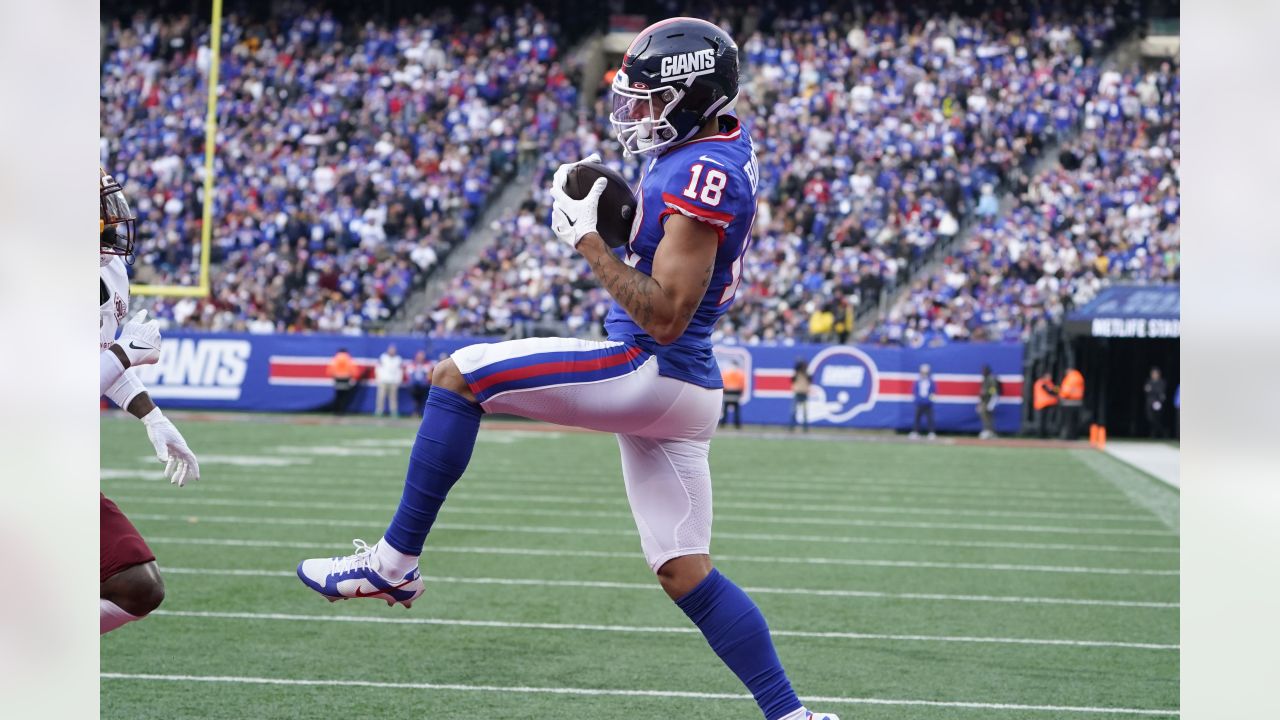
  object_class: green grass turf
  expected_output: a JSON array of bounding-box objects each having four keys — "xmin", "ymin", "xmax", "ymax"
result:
[{"xmin": 100, "ymin": 415, "xmax": 1179, "ymax": 719}]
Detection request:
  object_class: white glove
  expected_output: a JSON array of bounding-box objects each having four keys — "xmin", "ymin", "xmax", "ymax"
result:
[
  {"xmin": 550, "ymin": 153, "xmax": 606, "ymax": 247},
  {"xmin": 114, "ymin": 309, "xmax": 162, "ymax": 368},
  {"xmin": 141, "ymin": 408, "xmax": 201, "ymax": 487}
]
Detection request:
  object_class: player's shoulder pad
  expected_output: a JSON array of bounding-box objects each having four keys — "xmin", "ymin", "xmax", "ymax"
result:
[{"xmin": 656, "ymin": 143, "xmax": 747, "ymax": 230}]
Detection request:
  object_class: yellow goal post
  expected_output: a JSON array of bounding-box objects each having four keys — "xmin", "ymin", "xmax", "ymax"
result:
[{"xmin": 131, "ymin": 0, "xmax": 222, "ymax": 298}]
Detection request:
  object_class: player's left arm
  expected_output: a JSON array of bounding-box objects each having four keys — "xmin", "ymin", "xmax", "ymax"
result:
[
  {"xmin": 105, "ymin": 366, "xmax": 201, "ymax": 488},
  {"xmin": 577, "ymin": 215, "xmax": 717, "ymax": 345}
]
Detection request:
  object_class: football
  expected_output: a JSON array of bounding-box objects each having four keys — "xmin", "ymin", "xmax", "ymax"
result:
[{"xmin": 563, "ymin": 161, "xmax": 637, "ymax": 248}]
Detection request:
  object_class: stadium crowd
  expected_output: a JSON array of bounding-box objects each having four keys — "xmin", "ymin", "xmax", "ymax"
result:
[
  {"xmin": 421, "ymin": 4, "xmax": 1149, "ymax": 342},
  {"xmin": 101, "ymin": 1, "xmax": 1178, "ymax": 346},
  {"xmin": 100, "ymin": 6, "xmax": 572, "ymax": 332},
  {"xmin": 869, "ymin": 59, "xmax": 1180, "ymax": 346}
]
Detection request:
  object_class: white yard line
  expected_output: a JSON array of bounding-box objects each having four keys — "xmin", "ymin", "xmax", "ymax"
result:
[
  {"xmin": 105, "ymin": 462, "xmax": 1131, "ymax": 501},
  {"xmin": 129, "ymin": 513, "xmax": 1179, "ymax": 554},
  {"xmin": 116, "ymin": 499, "xmax": 1175, "ymax": 537},
  {"xmin": 99, "ymin": 672, "xmax": 1179, "ymax": 716},
  {"xmin": 147, "ymin": 609, "xmax": 1178, "ymax": 651},
  {"xmin": 108, "ymin": 491, "xmax": 1163, "ymax": 523},
  {"xmin": 104, "ymin": 486, "xmax": 1157, "ymax": 522},
  {"xmin": 146, "ymin": 536, "xmax": 1178, "ymax": 577},
  {"xmin": 101, "ymin": 475, "xmax": 1140, "ymax": 513},
  {"xmin": 159, "ymin": 567, "xmax": 1179, "ymax": 609}
]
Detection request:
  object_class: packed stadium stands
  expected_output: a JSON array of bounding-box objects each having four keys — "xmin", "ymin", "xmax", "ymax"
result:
[
  {"xmin": 100, "ymin": 6, "xmax": 571, "ymax": 332},
  {"xmin": 869, "ymin": 60, "xmax": 1180, "ymax": 346},
  {"xmin": 100, "ymin": 2, "xmax": 1178, "ymax": 345}
]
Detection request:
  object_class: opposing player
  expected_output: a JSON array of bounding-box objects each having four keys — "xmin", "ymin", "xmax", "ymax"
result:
[
  {"xmin": 100, "ymin": 168, "xmax": 202, "ymax": 634},
  {"xmin": 298, "ymin": 19, "xmax": 837, "ymax": 720}
]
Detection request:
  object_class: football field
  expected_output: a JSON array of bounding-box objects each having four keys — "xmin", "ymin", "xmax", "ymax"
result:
[{"xmin": 100, "ymin": 414, "xmax": 1179, "ymax": 719}]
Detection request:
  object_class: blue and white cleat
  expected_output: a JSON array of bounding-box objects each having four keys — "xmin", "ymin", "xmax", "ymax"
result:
[
  {"xmin": 297, "ymin": 539, "xmax": 424, "ymax": 608},
  {"xmin": 807, "ymin": 713, "xmax": 840, "ymax": 720}
]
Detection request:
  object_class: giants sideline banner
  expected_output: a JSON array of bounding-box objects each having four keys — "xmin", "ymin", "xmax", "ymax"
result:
[{"xmin": 125, "ymin": 332, "xmax": 1023, "ymax": 433}]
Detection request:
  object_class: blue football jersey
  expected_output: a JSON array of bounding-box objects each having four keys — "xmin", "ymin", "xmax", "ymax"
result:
[{"xmin": 605, "ymin": 116, "xmax": 759, "ymax": 389}]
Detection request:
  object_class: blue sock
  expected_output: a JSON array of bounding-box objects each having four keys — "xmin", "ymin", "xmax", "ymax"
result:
[
  {"xmin": 382, "ymin": 387, "xmax": 483, "ymax": 556},
  {"xmin": 676, "ymin": 569, "xmax": 803, "ymax": 720}
]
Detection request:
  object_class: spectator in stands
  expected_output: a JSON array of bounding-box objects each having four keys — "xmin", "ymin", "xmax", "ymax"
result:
[
  {"xmin": 910, "ymin": 364, "xmax": 937, "ymax": 440},
  {"xmin": 326, "ymin": 348, "xmax": 358, "ymax": 415},
  {"xmin": 1032, "ymin": 373, "xmax": 1059, "ymax": 438},
  {"xmin": 977, "ymin": 364, "xmax": 999, "ymax": 439},
  {"xmin": 790, "ymin": 359, "xmax": 811, "ymax": 432},
  {"xmin": 405, "ymin": 350, "xmax": 433, "ymax": 417},
  {"xmin": 374, "ymin": 344, "xmax": 404, "ymax": 417},
  {"xmin": 720, "ymin": 359, "xmax": 746, "ymax": 429},
  {"xmin": 1058, "ymin": 367, "xmax": 1086, "ymax": 439},
  {"xmin": 1144, "ymin": 367, "xmax": 1168, "ymax": 438}
]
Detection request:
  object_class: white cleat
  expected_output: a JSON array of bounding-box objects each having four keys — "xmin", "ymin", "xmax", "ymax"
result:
[
  {"xmin": 296, "ymin": 539, "xmax": 424, "ymax": 608},
  {"xmin": 806, "ymin": 713, "xmax": 840, "ymax": 720}
]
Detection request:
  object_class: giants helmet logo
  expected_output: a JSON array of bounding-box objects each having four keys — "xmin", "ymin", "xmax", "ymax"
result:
[
  {"xmin": 659, "ymin": 49, "xmax": 716, "ymax": 83},
  {"xmin": 805, "ymin": 346, "xmax": 880, "ymax": 423}
]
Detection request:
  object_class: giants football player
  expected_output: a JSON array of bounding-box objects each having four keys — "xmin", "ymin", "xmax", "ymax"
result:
[{"xmin": 298, "ymin": 18, "xmax": 836, "ymax": 720}]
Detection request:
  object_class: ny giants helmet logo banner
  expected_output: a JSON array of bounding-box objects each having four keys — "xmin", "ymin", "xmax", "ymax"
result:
[{"xmin": 805, "ymin": 346, "xmax": 880, "ymax": 423}]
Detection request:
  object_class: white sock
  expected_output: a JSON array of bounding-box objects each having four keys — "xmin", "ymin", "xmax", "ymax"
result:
[
  {"xmin": 777, "ymin": 709, "xmax": 810, "ymax": 720},
  {"xmin": 100, "ymin": 599, "xmax": 140, "ymax": 635},
  {"xmin": 374, "ymin": 538, "xmax": 419, "ymax": 579}
]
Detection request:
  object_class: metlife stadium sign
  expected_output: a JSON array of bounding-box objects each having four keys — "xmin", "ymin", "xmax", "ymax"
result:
[
  {"xmin": 1089, "ymin": 317, "xmax": 1181, "ymax": 338},
  {"xmin": 1066, "ymin": 284, "xmax": 1180, "ymax": 339}
]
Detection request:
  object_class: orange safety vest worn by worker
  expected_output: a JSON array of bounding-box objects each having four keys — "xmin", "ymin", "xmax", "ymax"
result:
[
  {"xmin": 1033, "ymin": 376, "xmax": 1059, "ymax": 410},
  {"xmin": 327, "ymin": 351, "xmax": 357, "ymax": 380},
  {"xmin": 722, "ymin": 366, "xmax": 746, "ymax": 393},
  {"xmin": 1060, "ymin": 369, "xmax": 1085, "ymax": 402}
]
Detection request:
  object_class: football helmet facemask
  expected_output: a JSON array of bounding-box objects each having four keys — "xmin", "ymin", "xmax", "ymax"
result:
[
  {"xmin": 100, "ymin": 168, "xmax": 136, "ymax": 260},
  {"xmin": 610, "ymin": 17, "xmax": 739, "ymax": 156}
]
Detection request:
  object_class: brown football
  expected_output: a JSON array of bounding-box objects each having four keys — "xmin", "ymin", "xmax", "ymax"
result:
[{"xmin": 563, "ymin": 161, "xmax": 637, "ymax": 248}]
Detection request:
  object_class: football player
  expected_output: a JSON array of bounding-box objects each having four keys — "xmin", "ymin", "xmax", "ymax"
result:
[
  {"xmin": 298, "ymin": 19, "xmax": 837, "ymax": 720},
  {"xmin": 100, "ymin": 168, "xmax": 202, "ymax": 634}
]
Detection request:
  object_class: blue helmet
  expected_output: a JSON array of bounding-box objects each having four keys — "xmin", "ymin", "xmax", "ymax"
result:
[{"xmin": 610, "ymin": 18, "xmax": 739, "ymax": 156}]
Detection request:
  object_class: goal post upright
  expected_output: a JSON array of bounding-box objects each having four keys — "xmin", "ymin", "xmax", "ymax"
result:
[{"xmin": 132, "ymin": 0, "xmax": 221, "ymax": 298}]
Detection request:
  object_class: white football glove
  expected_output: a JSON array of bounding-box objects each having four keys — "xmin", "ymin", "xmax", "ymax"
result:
[
  {"xmin": 114, "ymin": 310, "xmax": 162, "ymax": 368},
  {"xmin": 141, "ymin": 408, "xmax": 201, "ymax": 487},
  {"xmin": 550, "ymin": 153, "xmax": 606, "ymax": 247}
]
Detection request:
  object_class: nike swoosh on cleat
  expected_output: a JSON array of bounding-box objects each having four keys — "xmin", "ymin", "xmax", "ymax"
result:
[{"xmin": 352, "ymin": 577, "xmax": 414, "ymax": 598}]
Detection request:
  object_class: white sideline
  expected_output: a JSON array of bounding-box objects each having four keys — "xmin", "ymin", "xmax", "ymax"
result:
[
  {"xmin": 146, "ymin": 536, "xmax": 1179, "ymax": 577},
  {"xmin": 117, "ymin": 499, "xmax": 1175, "ymax": 537},
  {"xmin": 148, "ymin": 609, "xmax": 1178, "ymax": 651},
  {"xmin": 129, "ymin": 513, "xmax": 1179, "ymax": 554},
  {"xmin": 99, "ymin": 672, "xmax": 1180, "ymax": 716},
  {"xmin": 160, "ymin": 567, "xmax": 1179, "ymax": 609}
]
